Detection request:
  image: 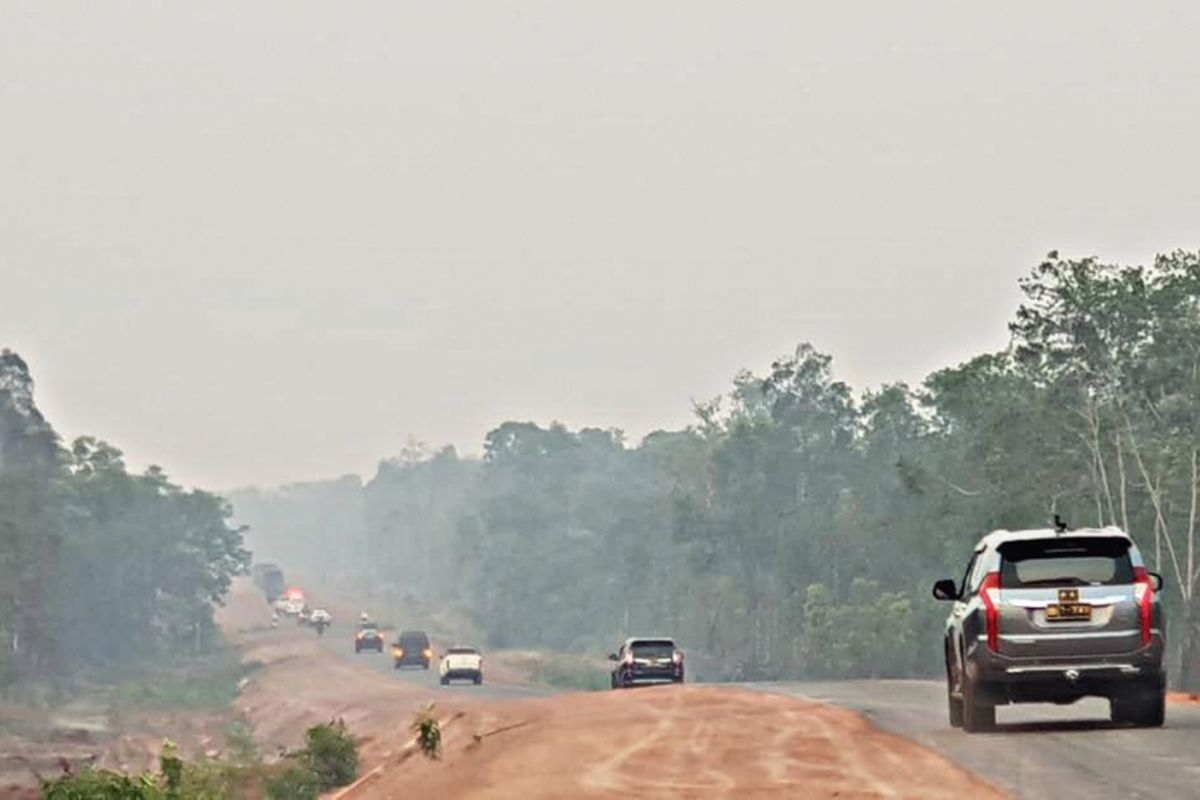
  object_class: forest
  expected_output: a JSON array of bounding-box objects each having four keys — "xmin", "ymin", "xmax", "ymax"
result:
[
  {"xmin": 0, "ymin": 351, "xmax": 249, "ymax": 691},
  {"xmin": 107, "ymin": 253, "xmax": 1200, "ymax": 686}
]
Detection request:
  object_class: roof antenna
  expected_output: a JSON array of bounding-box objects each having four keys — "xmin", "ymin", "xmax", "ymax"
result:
[{"xmin": 1053, "ymin": 514, "xmax": 1068, "ymax": 533}]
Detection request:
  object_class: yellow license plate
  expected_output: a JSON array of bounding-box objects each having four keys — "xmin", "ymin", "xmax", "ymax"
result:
[{"xmin": 1046, "ymin": 603, "xmax": 1092, "ymax": 621}]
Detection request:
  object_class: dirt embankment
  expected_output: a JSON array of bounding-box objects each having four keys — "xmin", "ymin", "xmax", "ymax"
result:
[{"xmin": 222, "ymin": 581, "xmax": 1008, "ymax": 799}]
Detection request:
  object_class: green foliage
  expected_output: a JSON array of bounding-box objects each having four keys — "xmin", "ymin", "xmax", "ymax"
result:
[
  {"xmin": 225, "ymin": 250, "xmax": 1200, "ymax": 687},
  {"xmin": 0, "ymin": 350, "xmax": 249, "ymax": 691},
  {"xmin": 224, "ymin": 719, "xmax": 259, "ymax": 766},
  {"xmin": 37, "ymin": 719, "xmax": 358, "ymax": 800},
  {"xmin": 41, "ymin": 769, "xmax": 160, "ymax": 800},
  {"xmin": 300, "ymin": 719, "xmax": 358, "ymax": 789},
  {"xmin": 263, "ymin": 763, "xmax": 320, "ymax": 800},
  {"xmin": 411, "ymin": 704, "xmax": 442, "ymax": 760},
  {"xmin": 111, "ymin": 652, "xmax": 258, "ymax": 710},
  {"xmin": 159, "ymin": 742, "xmax": 183, "ymax": 798},
  {"xmin": 801, "ymin": 580, "xmax": 919, "ymax": 679}
]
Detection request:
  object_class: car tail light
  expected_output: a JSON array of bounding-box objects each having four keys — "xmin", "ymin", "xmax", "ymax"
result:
[
  {"xmin": 672, "ymin": 651, "xmax": 684, "ymax": 665},
  {"xmin": 423, "ymin": 648, "xmax": 433, "ymax": 659},
  {"xmin": 623, "ymin": 651, "xmax": 634, "ymax": 666},
  {"xmin": 1134, "ymin": 567, "xmax": 1155, "ymax": 646},
  {"xmin": 980, "ymin": 572, "xmax": 1001, "ymax": 652}
]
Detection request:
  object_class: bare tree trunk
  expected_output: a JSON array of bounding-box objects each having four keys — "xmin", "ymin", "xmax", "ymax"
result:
[
  {"xmin": 1189, "ymin": 449, "xmax": 1198, "ymax": 592},
  {"xmin": 1124, "ymin": 414, "xmax": 1188, "ymax": 597},
  {"xmin": 1115, "ymin": 431, "xmax": 1131, "ymax": 534}
]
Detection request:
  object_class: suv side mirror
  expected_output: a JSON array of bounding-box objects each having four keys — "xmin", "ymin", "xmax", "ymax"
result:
[
  {"xmin": 607, "ymin": 653, "xmax": 619, "ymax": 661},
  {"xmin": 932, "ymin": 579, "xmax": 959, "ymax": 601},
  {"xmin": 1150, "ymin": 572, "xmax": 1164, "ymax": 592}
]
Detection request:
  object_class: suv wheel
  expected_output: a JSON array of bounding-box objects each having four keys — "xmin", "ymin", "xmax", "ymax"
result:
[
  {"xmin": 962, "ymin": 678, "xmax": 995, "ymax": 733},
  {"xmin": 945, "ymin": 650, "xmax": 964, "ymax": 729},
  {"xmin": 1112, "ymin": 679, "xmax": 1165, "ymax": 727},
  {"xmin": 947, "ymin": 681, "xmax": 964, "ymax": 728}
]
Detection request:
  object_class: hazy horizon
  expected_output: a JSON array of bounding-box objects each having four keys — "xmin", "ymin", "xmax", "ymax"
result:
[{"xmin": 5, "ymin": 2, "xmax": 1200, "ymax": 490}]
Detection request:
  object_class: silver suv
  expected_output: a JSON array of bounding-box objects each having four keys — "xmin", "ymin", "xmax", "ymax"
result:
[{"xmin": 933, "ymin": 526, "xmax": 1165, "ymax": 732}]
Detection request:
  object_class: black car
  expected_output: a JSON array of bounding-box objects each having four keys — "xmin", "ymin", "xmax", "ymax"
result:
[
  {"xmin": 354, "ymin": 623, "xmax": 384, "ymax": 653},
  {"xmin": 392, "ymin": 630, "xmax": 433, "ymax": 669},
  {"xmin": 609, "ymin": 637, "xmax": 684, "ymax": 688}
]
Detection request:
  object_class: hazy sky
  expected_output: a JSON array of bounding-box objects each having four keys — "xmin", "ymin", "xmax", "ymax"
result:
[{"xmin": 4, "ymin": 2, "xmax": 1200, "ymax": 490}]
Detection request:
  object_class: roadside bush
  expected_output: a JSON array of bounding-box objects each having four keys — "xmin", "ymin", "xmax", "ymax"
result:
[
  {"xmin": 41, "ymin": 769, "xmax": 160, "ymax": 800},
  {"xmin": 224, "ymin": 719, "xmax": 259, "ymax": 765},
  {"xmin": 264, "ymin": 763, "xmax": 320, "ymax": 800},
  {"xmin": 300, "ymin": 719, "xmax": 358, "ymax": 788},
  {"xmin": 800, "ymin": 579, "xmax": 920, "ymax": 679}
]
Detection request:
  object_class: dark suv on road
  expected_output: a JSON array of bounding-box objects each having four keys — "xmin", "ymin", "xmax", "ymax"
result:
[
  {"xmin": 609, "ymin": 637, "xmax": 684, "ymax": 688},
  {"xmin": 354, "ymin": 623, "xmax": 384, "ymax": 653},
  {"xmin": 392, "ymin": 630, "xmax": 433, "ymax": 669},
  {"xmin": 934, "ymin": 526, "xmax": 1165, "ymax": 732}
]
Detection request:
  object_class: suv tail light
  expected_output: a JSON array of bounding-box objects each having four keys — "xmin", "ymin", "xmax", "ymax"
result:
[
  {"xmin": 980, "ymin": 572, "xmax": 1001, "ymax": 652},
  {"xmin": 1134, "ymin": 567, "xmax": 1154, "ymax": 646},
  {"xmin": 623, "ymin": 651, "xmax": 634, "ymax": 666},
  {"xmin": 672, "ymin": 651, "xmax": 684, "ymax": 665}
]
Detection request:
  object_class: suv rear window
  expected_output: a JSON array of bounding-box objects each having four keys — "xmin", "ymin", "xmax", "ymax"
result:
[
  {"xmin": 631, "ymin": 640, "xmax": 675, "ymax": 658},
  {"xmin": 999, "ymin": 537, "xmax": 1134, "ymax": 587},
  {"xmin": 399, "ymin": 631, "xmax": 429, "ymax": 645}
]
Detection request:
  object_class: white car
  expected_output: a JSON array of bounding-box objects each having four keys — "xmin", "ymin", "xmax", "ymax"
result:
[
  {"xmin": 310, "ymin": 608, "xmax": 332, "ymax": 625},
  {"xmin": 440, "ymin": 646, "xmax": 483, "ymax": 686}
]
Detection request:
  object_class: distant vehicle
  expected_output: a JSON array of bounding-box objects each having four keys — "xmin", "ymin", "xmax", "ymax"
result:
[
  {"xmin": 440, "ymin": 646, "xmax": 483, "ymax": 685},
  {"xmin": 355, "ymin": 623, "xmax": 384, "ymax": 653},
  {"xmin": 609, "ymin": 638, "xmax": 684, "ymax": 688},
  {"xmin": 272, "ymin": 597, "xmax": 290, "ymax": 614},
  {"xmin": 251, "ymin": 563, "xmax": 286, "ymax": 603},
  {"xmin": 392, "ymin": 630, "xmax": 433, "ymax": 670},
  {"xmin": 934, "ymin": 525, "xmax": 1165, "ymax": 733},
  {"xmin": 282, "ymin": 588, "xmax": 306, "ymax": 616},
  {"xmin": 310, "ymin": 608, "xmax": 332, "ymax": 625}
]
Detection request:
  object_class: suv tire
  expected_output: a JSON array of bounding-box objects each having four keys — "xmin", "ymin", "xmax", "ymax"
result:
[
  {"xmin": 947, "ymin": 682, "xmax": 964, "ymax": 728},
  {"xmin": 962, "ymin": 679, "xmax": 995, "ymax": 733},
  {"xmin": 1112, "ymin": 679, "xmax": 1165, "ymax": 727},
  {"xmin": 945, "ymin": 650, "xmax": 964, "ymax": 729}
]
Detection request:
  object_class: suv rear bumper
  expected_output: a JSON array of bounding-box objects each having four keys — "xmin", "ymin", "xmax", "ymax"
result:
[{"xmin": 967, "ymin": 635, "xmax": 1165, "ymax": 704}]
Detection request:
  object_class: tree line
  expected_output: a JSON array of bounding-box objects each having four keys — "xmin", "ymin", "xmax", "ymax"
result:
[
  {"xmin": 234, "ymin": 252, "xmax": 1200, "ymax": 686},
  {"xmin": 0, "ymin": 350, "xmax": 249, "ymax": 690}
]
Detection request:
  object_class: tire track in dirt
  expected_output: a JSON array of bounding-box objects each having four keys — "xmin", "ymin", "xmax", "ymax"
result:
[{"xmin": 579, "ymin": 691, "xmax": 682, "ymax": 793}]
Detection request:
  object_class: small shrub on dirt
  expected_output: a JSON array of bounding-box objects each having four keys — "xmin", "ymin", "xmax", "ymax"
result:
[
  {"xmin": 301, "ymin": 719, "xmax": 358, "ymax": 789},
  {"xmin": 264, "ymin": 763, "xmax": 320, "ymax": 800},
  {"xmin": 411, "ymin": 704, "xmax": 442, "ymax": 760},
  {"xmin": 224, "ymin": 719, "xmax": 259, "ymax": 765}
]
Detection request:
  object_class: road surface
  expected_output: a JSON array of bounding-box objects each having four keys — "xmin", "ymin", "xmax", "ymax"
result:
[
  {"xmin": 309, "ymin": 622, "xmax": 557, "ymax": 701},
  {"xmin": 755, "ymin": 679, "xmax": 1200, "ymax": 800}
]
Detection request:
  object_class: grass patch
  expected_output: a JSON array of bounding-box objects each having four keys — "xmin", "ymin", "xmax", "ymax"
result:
[
  {"xmin": 498, "ymin": 652, "xmax": 611, "ymax": 691},
  {"xmin": 42, "ymin": 721, "xmax": 359, "ymax": 800},
  {"xmin": 110, "ymin": 649, "xmax": 261, "ymax": 710}
]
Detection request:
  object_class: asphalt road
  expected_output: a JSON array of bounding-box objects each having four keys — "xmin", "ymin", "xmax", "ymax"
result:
[
  {"xmin": 753, "ymin": 679, "xmax": 1200, "ymax": 800},
  {"xmin": 305, "ymin": 622, "xmax": 557, "ymax": 701}
]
